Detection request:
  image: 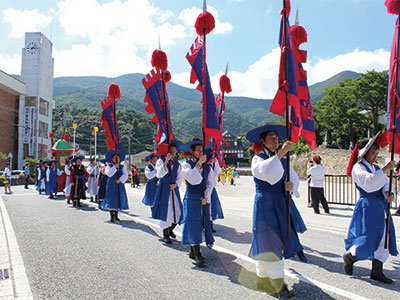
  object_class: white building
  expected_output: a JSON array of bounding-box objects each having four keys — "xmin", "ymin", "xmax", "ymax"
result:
[{"xmin": 18, "ymin": 32, "xmax": 54, "ymax": 168}]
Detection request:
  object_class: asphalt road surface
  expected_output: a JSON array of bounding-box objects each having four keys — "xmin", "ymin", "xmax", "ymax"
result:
[{"xmin": 2, "ymin": 176, "xmax": 399, "ymax": 300}]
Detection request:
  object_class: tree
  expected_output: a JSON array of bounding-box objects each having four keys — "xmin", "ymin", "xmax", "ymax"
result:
[
  {"xmin": 355, "ymin": 70, "xmax": 388, "ymax": 135},
  {"xmin": 314, "ymin": 79, "xmax": 368, "ymax": 148}
]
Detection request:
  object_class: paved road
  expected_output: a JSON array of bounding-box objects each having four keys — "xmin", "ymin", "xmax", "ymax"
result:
[{"xmin": 1, "ymin": 176, "xmax": 399, "ymax": 300}]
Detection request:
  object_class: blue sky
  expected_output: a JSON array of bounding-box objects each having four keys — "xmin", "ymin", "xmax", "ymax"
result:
[{"xmin": 0, "ymin": 0, "xmax": 397, "ymax": 98}]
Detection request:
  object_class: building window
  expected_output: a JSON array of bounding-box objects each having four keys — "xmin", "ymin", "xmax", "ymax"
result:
[
  {"xmin": 39, "ymin": 121, "xmax": 48, "ymax": 138},
  {"xmin": 39, "ymin": 99, "xmax": 49, "ymax": 116},
  {"xmin": 25, "ymin": 96, "xmax": 36, "ymax": 106},
  {"xmin": 234, "ymin": 141, "xmax": 237, "ymax": 146}
]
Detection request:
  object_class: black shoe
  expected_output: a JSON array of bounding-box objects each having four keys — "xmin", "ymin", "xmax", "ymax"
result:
[
  {"xmin": 193, "ymin": 245, "xmax": 205, "ymax": 267},
  {"xmin": 189, "ymin": 246, "xmax": 195, "ymax": 259},
  {"xmin": 211, "ymin": 221, "xmax": 216, "ymax": 233},
  {"xmin": 110, "ymin": 211, "xmax": 116, "ymax": 222},
  {"xmin": 115, "ymin": 211, "xmax": 120, "ymax": 221},
  {"xmin": 169, "ymin": 223, "xmax": 177, "ymax": 239},
  {"xmin": 343, "ymin": 252, "xmax": 357, "ymax": 275},
  {"xmin": 49, "ymin": 194, "xmax": 54, "ymax": 199},
  {"xmin": 77, "ymin": 199, "xmax": 81, "ymax": 207},
  {"xmin": 90, "ymin": 197, "xmax": 94, "ymax": 202},
  {"xmin": 278, "ymin": 284, "xmax": 295, "ymax": 300},
  {"xmin": 162, "ymin": 229, "xmax": 172, "ymax": 244},
  {"xmin": 370, "ymin": 259, "xmax": 393, "ymax": 284},
  {"xmin": 73, "ymin": 200, "xmax": 77, "ymax": 207}
]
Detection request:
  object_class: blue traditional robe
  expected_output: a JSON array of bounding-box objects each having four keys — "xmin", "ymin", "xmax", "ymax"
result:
[
  {"xmin": 100, "ymin": 164, "xmax": 129, "ymax": 210},
  {"xmin": 152, "ymin": 158, "xmax": 183, "ymax": 225},
  {"xmin": 142, "ymin": 163, "xmax": 158, "ymax": 207},
  {"xmin": 345, "ymin": 160, "xmax": 398, "ymax": 261},
  {"xmin": 181, "ymin": 160, "xmax": 215, "ymax": 248},
  {"xmin": 46, "ymin": 167, "xmax": 60, "ymax": 195},
  {"xmin": 249, "ymin": 153, "xmax": 305, "ymax": 260}
]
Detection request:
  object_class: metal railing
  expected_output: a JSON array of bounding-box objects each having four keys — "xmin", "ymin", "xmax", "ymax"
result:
[{"xmin": 307, "ymin": 175, "xmax": 398, "ymax": 209}]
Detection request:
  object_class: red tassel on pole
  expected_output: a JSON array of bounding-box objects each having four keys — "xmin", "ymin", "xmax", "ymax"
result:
[
  {"xmin": 385, "ymin": 0, "xmax": 400, "ymax": 15},
  {"xmin": 290, "ymin": 25, "xmax": 307, "ymax": 45},
  {"xmin": 108, "ymin": 84, "xmax": 121, "ymax": 100},
  {"xmin": 195, "ymin": 11, "xmax": 215, "ymax": 36},
  {"xmin": 219, "ymin": 74, "xmax": 232, "ymax": 94},
  {"xmin": 151, "ymin": 49, "xmax": 168, "ymax": 72}
]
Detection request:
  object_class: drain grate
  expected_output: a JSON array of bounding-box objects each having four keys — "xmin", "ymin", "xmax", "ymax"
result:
[{"xmin": 0, "ymin": 268, "xmax": 10, "ymax": 280}]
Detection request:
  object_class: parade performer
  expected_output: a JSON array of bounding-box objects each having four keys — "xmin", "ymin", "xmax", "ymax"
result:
[
  {"xmin": 100, "ymin": 83, "xmax": 129, "ymax": 221},
  {"xmin": 64, "ymin": 156, "xmax": 73, "ymax": 204},
  {"xmin": 219, "ymin": 167, "xmax": 226, "ymax": 185},
  {"xmin": 344, "ymin": 133, "xmax": 398, "ymax": 284},
  {"xmin": 70, "ymin": 156, "xmax": 87, "ymax": 207},
  {"xmin": 87, "ymin": 158, "xmax": 100, "ymax": 202},
  {"xmin": 226, "ymin": 167, "xmax": 233, "ymax": 185},
  {"xmin": 37, "ymin": 161, "xmax": 47, "ymax": 195},
  {"xmin": 100, "ymin": 150, "xmax": 129, "ymax": 222},
  {"xmin": 246, "ymin": 124, "xmax": 306, "ymax": 299},
  {"xmin": 142, "ymin": 153, "xmax": 158, "ymax": 211},
  {"xmin": 35, "ymin": 159, "xmax": 43, "ymax": 191},
  {"xmin": 180, "ymin": 138, "xmax": 216, "ymax": 267},
  {"xmin": 46, "ymin": 160, "xmax": 63, "ymax": 198},
  {"xmin": 97, "ymin": 159, "xmax": 108, "ymax": 206},
  {"xmin": 152, "ymin": 141, "xmax": 183, "ymax": 244},
  {"xmin": 232, "ymin": 167, "xmax": 239, "ymax": 186},
  {"xmin": 130, "ymin": 164, "xmax": 140, "ymax": 188}
]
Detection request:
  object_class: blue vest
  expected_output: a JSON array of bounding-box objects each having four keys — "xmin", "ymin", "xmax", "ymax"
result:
[
  {"xmin": 46, "ymin": 167, "xmax": 58, "ymax": 194},
  {"xmin": 152, "ymin": 159, "xmax": 182, "ymax": 223},
  {"xmin": 345, "ymin": 161, "xmax": 398, "ymax": 260}
]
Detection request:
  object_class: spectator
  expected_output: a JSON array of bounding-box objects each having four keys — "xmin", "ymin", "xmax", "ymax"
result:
[
  {"xmin": 3, "ymin": 162, "xmax": 12, "ymax": 194},
  {"xmin": 349, "ymin": 142, "xmax": 355, "ymax": 151},
  {"xmin": 24, "ymin": 162, "xmax": 30, "ymax": 189},
  {"xmin": 232, "ymin": 167, "xmax": 239, "ymax": 186},
  {"xmin": 306, "ymin": 156, "xmax": 329, "ymax": 214}
]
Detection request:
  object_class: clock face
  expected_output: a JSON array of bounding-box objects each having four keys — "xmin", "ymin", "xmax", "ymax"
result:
[{"xmin": 26, "ymin": 41, "xmax": 39, "ymax": 54}]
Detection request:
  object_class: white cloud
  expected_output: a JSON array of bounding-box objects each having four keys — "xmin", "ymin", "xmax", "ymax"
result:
[
  {"xmin": 178, "ymin": 6, "xmax": 233, "ymax": 35},
  {"xmin": 206, "ymin": 48, "xmax": 390, "ymax": 99},
  {"xmin": 0, "ymin": 53, "xmax": 21, "ymax": 75},
  {"xmin": 3, "ymin": 8, "xmax": 53, "ymax": 38},
  {"xmin": 305, "ymin": 48, "xmax": 390, "ymax": 85},
  {"xmin": 171, "ymin": 71, "xmax": 193, "ymax": 89}
]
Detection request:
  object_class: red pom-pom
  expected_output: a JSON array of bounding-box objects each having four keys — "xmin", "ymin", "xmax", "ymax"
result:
[
  {"xmin": 252, "ymin": 143, "xmax": 263, "ymax": 153},
  {"xmin": 108, "ymin": 84, "xmax": 121, "ymax": 99},
  {"xmin": 195, "ymin": 11, "xmax": 215, "ymax": 36},
  {"xmin": 155, "ymin": 143, "xmax": 169, "ymax": 156},
  {"xmin": 49, "ymin": 132, "xmax": 54, "ymax": 139},
  {"xmin": 162, "ymin": 70, "xmax": 171, "ymax": 83},
  {"xmin": 64, "ymin": 134, "xmax": 70, "ymax": 142},
  {"xmin": 151, "ymin": 49, "xmax": 168, "ymax": 72},
  {"xmin": 181, "ymin": 152, "xmax": 192, "ymax": 157},
  {"xmin": 219, "ymin": 75, "xmax": 232, "ymax": 94},
  {"xmin": 385, "ymin": 0, "xmax": 400, "ymax": 15},
  {"xmin": 290, "ymin": 25, "xmax": 307, "ymax": 45}
]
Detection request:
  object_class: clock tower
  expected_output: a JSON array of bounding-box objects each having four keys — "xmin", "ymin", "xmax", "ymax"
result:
[{"xmin": 19, "ymin": 32, "xmax": 54, "ymax": 165}]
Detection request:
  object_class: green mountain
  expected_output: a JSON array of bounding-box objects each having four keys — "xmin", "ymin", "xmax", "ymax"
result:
[
  {"xmin": 50, "ymin": 70, "xmax": 361, "ymax": 152},
  {"xmin": 309, "ymin": 70, "xmax": 361, "ymax": 102}
]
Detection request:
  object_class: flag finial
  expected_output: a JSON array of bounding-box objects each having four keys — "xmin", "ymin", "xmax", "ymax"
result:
[
  {"xmin": 158, "ymin": 34, "xmax": 161, "ymax": 50},
  {"xmin": 225, "ymin": 62, "xmax": 229, "ymax": 75},
  {"xmin": 295, "ymin": 7, "xmax": 299, "ymax": 25},
  {"xmin": 203, "ymin": 0, "xmax": 207, "ymax": 12}
]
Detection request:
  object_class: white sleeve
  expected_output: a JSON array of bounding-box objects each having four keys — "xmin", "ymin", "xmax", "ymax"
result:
[
  {"xmin": 87, "ymin": 165, "xmax": 94, "ymax": 175},
  {"xmin": 306, "ymin": 166, "xmax": 313, "ymax": 176},
  {"xmin": 205, "ymin": 167, "xmax": 217, "ymax": 202},
  {"xmin": 57, "ymin": 168, "xmax": 63, "ymax": 176},
  {"xmin": 46, "ymin": 168, "xmax": 50, "ymax": 181},
  {"xmin": 213, "ymin": 160, "xmax": 221, "ymax": 176},
  {"xmin": 119, "ymin": 165, "xmax": 128, "ymax": 183},
  {"xmin": 289, "ymin": 164, "xmax": 300, "ymax": 198},
  {"xmin": 156, "ymin": 158, "xmax": 168, "ymax": 179},
  {"xmin": 352, "ymin": 163, "xmax": 388, "ymax": 193},
  {"xmin": 251, "ymin": 155, "xmax": 284, "ymax": 184},
  {"xmin": 65, "ymin": 165, "xmax": 71, "ymax": 175},
  {"xmin": 176, "ymin": 165, "xmax": 182, "ymax": 188},
  {"xmin": 181, "ymin": 161, "xmax": 203, "ymax": 185},
  {"xmin": 145, "ymin": 165, "xmax": 157, "ymax": 180},
  {"xmin": 105, "ymin": 164, "xmax": 117, "ymax": 177}
]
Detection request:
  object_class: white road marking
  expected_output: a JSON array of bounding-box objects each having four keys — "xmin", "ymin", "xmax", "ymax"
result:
[
  {"xmin": 0, "ymin": 196, "xmax": 34, "ymax": 300},
  {"xmin": 88, "ymin": 204, "xmax": 371, "ymax": 300}
]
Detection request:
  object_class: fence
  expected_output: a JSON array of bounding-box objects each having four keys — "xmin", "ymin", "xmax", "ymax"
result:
[{"xmin": 307, "ymin": 175, "xmax": 398, "ymax": 209}]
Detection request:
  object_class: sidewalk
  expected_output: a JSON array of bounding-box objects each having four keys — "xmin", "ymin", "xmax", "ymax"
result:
[{"xmin": 0, "ymin": 194, "xmax": 33, "ymax": 300}]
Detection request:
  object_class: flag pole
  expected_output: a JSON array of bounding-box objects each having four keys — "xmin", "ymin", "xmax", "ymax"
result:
[
  {"xmin": 201, "ymin": 26, "xmax": 207, "ymax": 230},
  {"xmin": 283, "ymin": 0, "xmax": 291, "ymax": 239},
  {"xmin": 385, "ymin": 9, "xmax": 400, "ymax": 249}
]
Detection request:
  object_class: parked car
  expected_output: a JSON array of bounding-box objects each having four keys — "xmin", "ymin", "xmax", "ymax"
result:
[{"xmin": 11, "ymin": 170, "xmax": 25, "ymax": 179}]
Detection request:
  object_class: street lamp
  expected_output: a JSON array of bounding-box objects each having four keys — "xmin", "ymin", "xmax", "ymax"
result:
[{"xmin": 72, "ymin": 123, "xmax": 77, "ymax": 158}]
